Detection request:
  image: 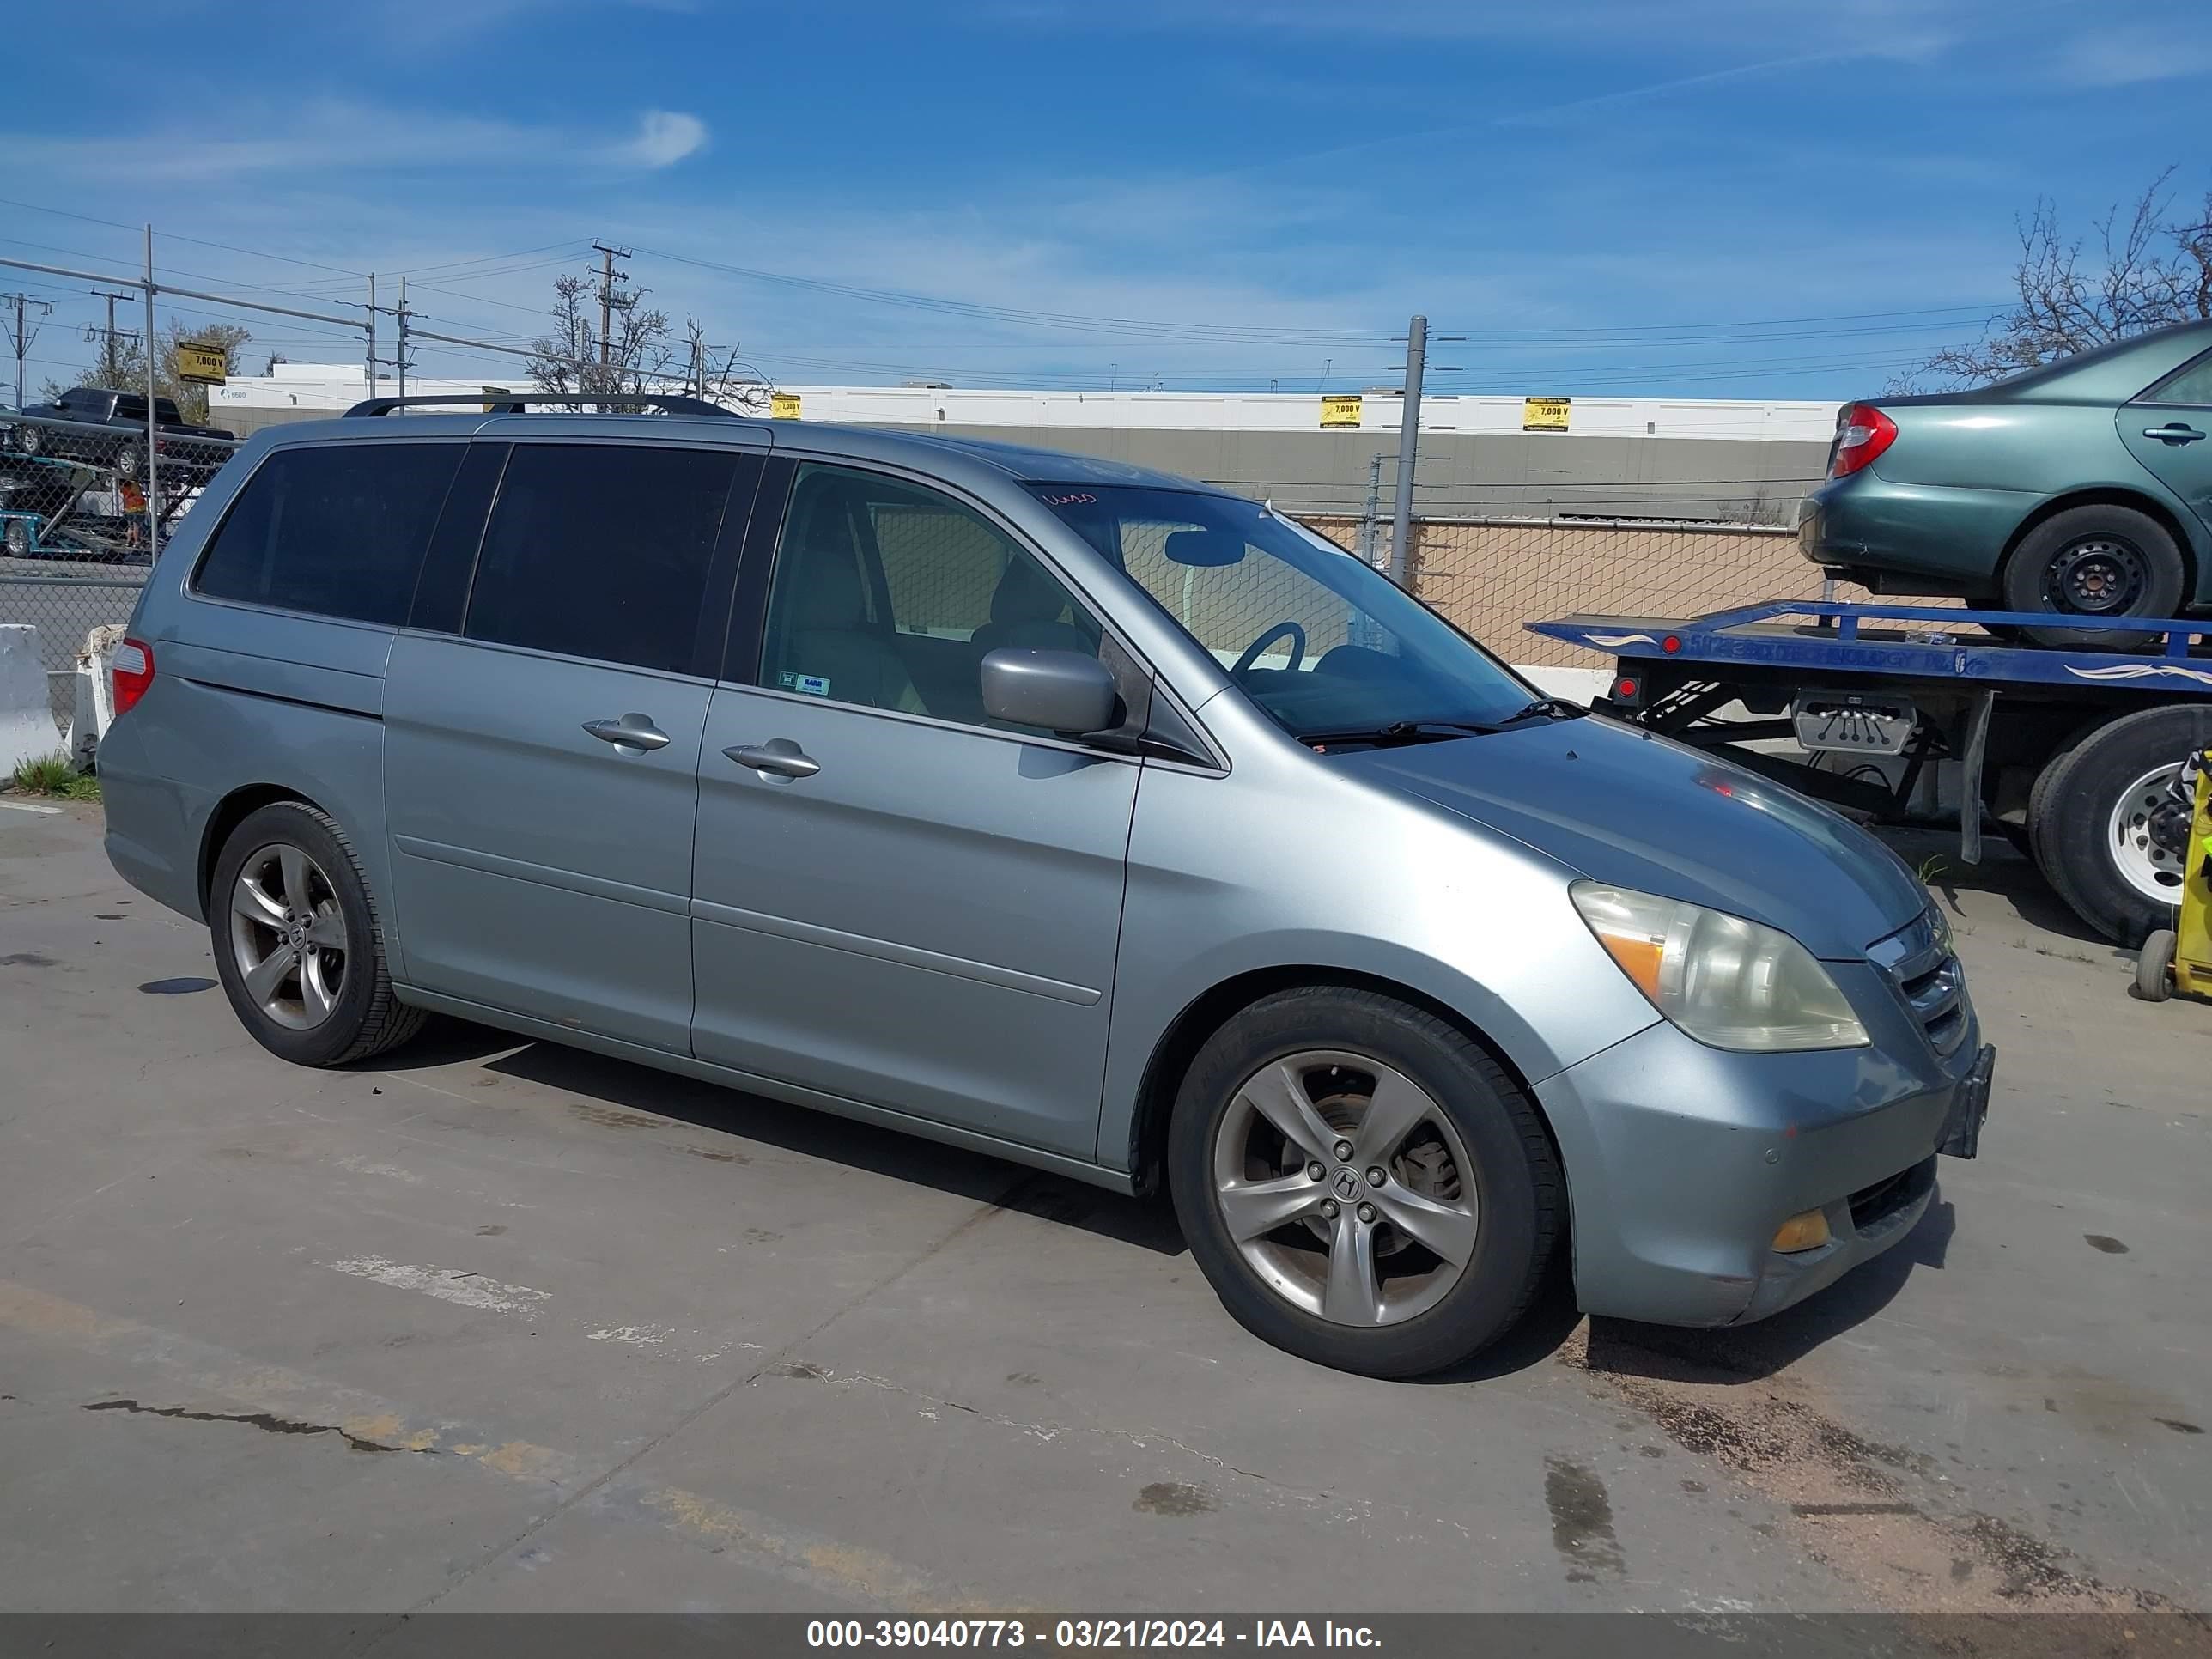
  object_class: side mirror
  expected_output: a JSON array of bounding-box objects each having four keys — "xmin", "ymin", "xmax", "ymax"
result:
[{"xmin": 981, "ymin": 648, "xmax": 1121, "ymax": 736}]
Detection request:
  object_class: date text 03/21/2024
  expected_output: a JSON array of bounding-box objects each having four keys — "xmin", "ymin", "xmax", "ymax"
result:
[{"xmin": 805, "ymin": 1620, "xmax": 1382, "ymax": 1649}]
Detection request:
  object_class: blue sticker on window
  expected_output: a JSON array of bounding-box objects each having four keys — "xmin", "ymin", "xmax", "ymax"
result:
[{"xmin": 794, "ymin": 674, "xmax": 831, "ymax": 696}]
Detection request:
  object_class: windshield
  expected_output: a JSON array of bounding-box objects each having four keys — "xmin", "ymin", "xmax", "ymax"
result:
[{"xmin": 1030, "ymin": 484, "xmax": 1534, "ymax": 738}]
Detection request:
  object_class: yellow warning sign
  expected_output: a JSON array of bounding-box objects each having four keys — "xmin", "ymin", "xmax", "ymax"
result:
[
  {"xmin": 1522, "ymin": 396, "xmax": 1571, "ymax": 433},
  {"xmin": 770, "ymin": 392, "xmax": 803, "ymax": 420},
  {"xmin": 174, "ymin": 341, "xmax": 229, "ymax": 386},
  {"xmin": 1319, "ymin": 394, "xmax": 1363, "ymax": 428}
]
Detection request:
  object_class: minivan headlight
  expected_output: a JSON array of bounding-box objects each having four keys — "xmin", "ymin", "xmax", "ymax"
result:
[{"xmin": 1569, "ymin": 882, "xmax": 1868, "ymax": 1053}]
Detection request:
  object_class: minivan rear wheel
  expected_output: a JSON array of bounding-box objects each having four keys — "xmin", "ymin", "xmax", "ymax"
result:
[
  {"xmin": 1168, "ymin": 987, "xmax": 1561, "ymax": 1378},
  {"xmin": 210, "ymin": 801, "xmax": 425, "ymax": 1066}
]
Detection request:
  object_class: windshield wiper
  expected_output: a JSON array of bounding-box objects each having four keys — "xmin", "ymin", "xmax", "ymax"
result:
[
  {"xmin": 1296, "ymin": 720, "xmax": 1502, "ymax": 749},
  {"xmin": 1297, "ymin": 702, "xmax": 1586, "ymax": 749},
  {"xmin": 1501, "ymin": 696, "xmax": 1589, "ymax": 724}
]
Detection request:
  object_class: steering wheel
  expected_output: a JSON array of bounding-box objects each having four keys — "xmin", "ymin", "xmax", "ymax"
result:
[{"xmin": 1230, "ymin": 621, "xmax": 1307, "ymax": 678}]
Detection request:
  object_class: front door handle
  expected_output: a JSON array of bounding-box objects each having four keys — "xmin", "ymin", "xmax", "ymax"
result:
[
  {"xmin": 2143, "ymin": 423, "xmax": 2207, "ymax": 444},
  {"xmin": 723, "ymin": 738, "xmax": 821, "ymax": 779},
  {"xmin": 582, "ymin": 714, "xmax": 672, "ymax": 752}
]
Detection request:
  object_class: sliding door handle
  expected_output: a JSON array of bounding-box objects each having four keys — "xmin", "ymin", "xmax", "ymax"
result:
[
  {"xmin": 723, "ymin": 739, "xmax": 821, "ymax": 779},
  {"xmin": 582, "ymin": 714, "xmax": 672, "ymax": 752}
]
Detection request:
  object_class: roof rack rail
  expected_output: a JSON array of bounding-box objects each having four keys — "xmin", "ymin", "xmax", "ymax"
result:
[{"xmin": 342, "ymin": 392, "xmax": 736, "ymax": 419}]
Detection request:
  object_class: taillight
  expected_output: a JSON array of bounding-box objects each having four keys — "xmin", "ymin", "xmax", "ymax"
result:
[
  {"xmin": 112, "ymin": 637, "xmax": 154, "ymax": 715},
  {"xmin": 1830, "ymin": 404, "xmax": 1898, "ymax": 477}
]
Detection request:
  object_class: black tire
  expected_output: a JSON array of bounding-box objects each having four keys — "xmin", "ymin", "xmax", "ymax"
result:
[
  {"xmin": 3, "ymin": 520, "xmax": 29, "ymax": 558},
  {"xmin": 1167, "ymin": 986, "xmax": 1562, "ymax": 1379},
  {"xmin": 2030, "ymin": 703, "xmax": 2212, "ymax": 945},
  {"xmin": 209, "ymin": 801, "xmax": 426, "ymax": 1066},
  {"xmin": 2133, "ymin": 931, "xmax": 2176, "ymax": 1002},
  {"xmin": 2026, "ymin": 715, "xmax": 2106, "ymax": 885},
  {"xmin": 112, "ymin": 441, "xmax": 143, "ymax": 480},
  {"xmin": 12, "ymin": 424, "xmax": 39, "ymax": 458},
  {"xmin": 1999, "ymin": 505, "xmax": 2188, "ymax": 651}
]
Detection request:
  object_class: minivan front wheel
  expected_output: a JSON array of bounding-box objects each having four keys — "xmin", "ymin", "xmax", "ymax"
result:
[
  {"xmin": 210, "ymin": 801, "xmax": 425, "ymax": 1066},
  {"xmin": 1169, "ymin": 988, "xmax": 1561, "ymax": 1378}
]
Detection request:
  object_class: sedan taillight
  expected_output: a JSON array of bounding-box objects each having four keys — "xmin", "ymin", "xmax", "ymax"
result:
[
  {"xmin": 1830, "ymin": 404, "xmax": 1899, "ymax": 477},
  {"xmin": 112, "ymin": 637, "xmax": 155, "ymax": 716}
]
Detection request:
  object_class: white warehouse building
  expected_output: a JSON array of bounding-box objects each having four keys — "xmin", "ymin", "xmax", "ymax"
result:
[{"xmin": 210, "ymin": 364, "xmax": 1841, "ymax": 521}]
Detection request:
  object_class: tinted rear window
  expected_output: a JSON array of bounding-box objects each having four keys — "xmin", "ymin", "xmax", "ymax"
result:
[
  {"xmin": 194, "ymin": 442, "xmax": 464, "ymax": 624},
  {"xmin": 464, "ymin": 442, "xmax": 742, "ymax": 674}
]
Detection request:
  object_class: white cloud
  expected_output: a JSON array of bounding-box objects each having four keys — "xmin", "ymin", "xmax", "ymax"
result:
[
  {"xmin": 0, "ymin": 101, "xmax": 709, "ymax": 185},
  {"xmin": 2059, "ymin": 32, "xmax": 2212, "ymax": 87},
  {"xmin": 617, "ymin": 110, "xmax": 709, "ymax": 169}
]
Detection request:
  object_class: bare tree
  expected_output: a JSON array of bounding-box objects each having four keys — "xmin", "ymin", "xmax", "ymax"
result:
[
  {"xmin": 678, "ymin": 313, "xmax": 771, "ymax": 412},
  {"xmin": 526, "ymin": 270, "xmax": 676, "ymax": 404},
  {"xmin": 525, "ymin": 263, "xmax": 770, "ymax": 411},
  {"xmin": 1905, "ymin": 167, "xmax": 2212, "ymax": 390}
]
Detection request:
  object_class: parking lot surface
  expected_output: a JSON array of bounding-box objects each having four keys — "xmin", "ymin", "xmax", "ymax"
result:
[{"xmin": 0, "ymin": 805, "xmax": 2205, "ymax": 1614}]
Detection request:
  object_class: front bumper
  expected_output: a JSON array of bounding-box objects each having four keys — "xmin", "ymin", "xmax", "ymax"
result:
[{"xmin": 1534, "ymin": 999, "xmax": 1989, "ymax": 1328}]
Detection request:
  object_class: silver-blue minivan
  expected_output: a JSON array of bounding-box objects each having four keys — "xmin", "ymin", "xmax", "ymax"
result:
[{"xmin": 100, "ymin": 395, "xmax": 1993, "ymax": 1377}]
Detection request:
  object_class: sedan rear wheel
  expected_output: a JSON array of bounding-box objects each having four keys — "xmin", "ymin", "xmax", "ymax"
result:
[{"xmin": 2000, "ymin": 504, "xmax": 2186, "ymax": 651}]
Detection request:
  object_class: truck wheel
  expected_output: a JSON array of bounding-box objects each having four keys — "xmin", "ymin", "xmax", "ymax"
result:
[
  {"xmin": 1999, "ymin": 505, "xmax": 2186, "ymax": 652},
  {"xmin": 112, "ymin": 441, "xmax": 143, "ymax": 479},
  {"xmin": 1167, "ymin": 986, "xmax": 1561, "ymax": 1378},
  {"xmin": 2132, "ymin": 931, "xmax": 2175, "ymax": 1002},
  {"xmin": 2030, "ymin": 703, "xmax": 2212, "ymax": 945},
  {"xmin": 3, "ymin": 520, "xmax": 29, "ymax": 558},
  {"xmin": 13, "ymin": 424, "xmax": 40, "ymax": 457}
]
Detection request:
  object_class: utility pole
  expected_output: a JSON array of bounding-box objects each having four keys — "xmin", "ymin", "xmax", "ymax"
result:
[
  {"xmin": 366, "ymin": 273, "xmax": 377, "ymax": 398},
  {"xmin": 592, "ymin": 242, "xmax": 633, "ymax": 368},
  {"xmin": 1388, "ymin": 315, "xmax": 1425, "ymax": 586},
  {"xmin": 397, "ymin": 276, "xmax": 410, "ymax": 399},
  {"xmin": 4, "ymin": 293, "xmax": 52, "ymax": 411},
  {"xmin": 143, "ymin": 224, "xmax": 161, "ymax": 560},
  {"xmin": 88, "ymin": 289, "xmax": 136, "ymax": 386}
]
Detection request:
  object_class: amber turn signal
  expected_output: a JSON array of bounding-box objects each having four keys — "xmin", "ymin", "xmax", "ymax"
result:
[{"xmin": 1771, "ymin": 1209, "xmax": 1832, "ymax": 1254}]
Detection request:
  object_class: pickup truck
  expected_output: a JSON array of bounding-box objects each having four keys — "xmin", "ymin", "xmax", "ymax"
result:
[{"xmin": 9, "ymin": 386, "xmax": 234, "ymax": 478}]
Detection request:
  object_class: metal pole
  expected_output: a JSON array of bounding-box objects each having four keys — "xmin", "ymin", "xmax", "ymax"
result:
[
  {"xmin": 143, "ymin": 224, "xmax": 161, "ymax": 561},
  {"xmin": 1352, "ymin": 451, "xmax": 1385, "ymax": 651},
  {"xmin": 597, "ymin": 244, "xmax": 615, "ymax": 367},
  {"xmin": 1358, "ymin": 451, "xmax": 1383, "ymax": 569},
  {"xmin": 1388, "ymin": 314, "xmax": 1425, "ymax": 587},
  {"xmin": 367, "ymin": 273, "xmax": 377, "ymax": 397},
  {"xmin": 397, "ymin": 276, "xmax": 408, "ymax": 400}
]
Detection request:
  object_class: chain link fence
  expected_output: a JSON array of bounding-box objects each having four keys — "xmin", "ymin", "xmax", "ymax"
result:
[
  {"xmin": 1299, "ymin": 512, "xmax": 1879, "ymax": 668},
  {"xmin": 0, "ymin": 412, "xmax": 238, "ymax": 732}
]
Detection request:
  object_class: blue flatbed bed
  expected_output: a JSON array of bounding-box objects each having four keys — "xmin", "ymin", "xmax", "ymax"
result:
[
  {"xmin": 1528, "ymin": 600, "xmax": 2211, "ymax": 695},
  {"xmin": 1524, "ymin": 600, "xmax": 2212, "ymax": 945}
]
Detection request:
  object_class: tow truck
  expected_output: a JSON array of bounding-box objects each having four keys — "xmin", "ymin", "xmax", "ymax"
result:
[{"xmin": 1528, "ymin": 600, "xmax": 2212, "ymax": 946}]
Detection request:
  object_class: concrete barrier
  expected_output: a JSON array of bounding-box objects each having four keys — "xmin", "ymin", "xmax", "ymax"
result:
[{"xmin": 1, "ymin": 624, "xmax": 60, "ymax": 774}]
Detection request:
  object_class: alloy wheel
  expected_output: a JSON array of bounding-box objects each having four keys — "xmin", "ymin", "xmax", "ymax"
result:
[
  {"xmin": 228, "ymin": 843, "xmax": 349, "ymax": 1030},
  {"xmin": 1211, "ymin": 1049, "xmax": 1480, "ymax": 1327}
]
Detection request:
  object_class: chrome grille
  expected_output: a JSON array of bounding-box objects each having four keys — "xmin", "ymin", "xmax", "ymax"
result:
[{"xmin": 1869, "ymin": 908, "xmax": 1969, "ymax": 1056}]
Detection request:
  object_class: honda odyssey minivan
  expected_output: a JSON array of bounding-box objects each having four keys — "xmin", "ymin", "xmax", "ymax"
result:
[{"xmin": 100, "ymin": 395, "xmax": 1993, "ymax": 1377}]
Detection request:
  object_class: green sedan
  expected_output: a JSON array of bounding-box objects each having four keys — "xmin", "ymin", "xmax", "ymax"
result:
[{"xmin": 1799, "ymin": 319, "xmax": 2212, "ymax": 647}]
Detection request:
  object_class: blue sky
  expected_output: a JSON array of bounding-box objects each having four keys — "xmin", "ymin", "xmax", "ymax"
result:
[{"xmin": 3, "ymin": 0, "xmax": 2209, "ymax": 402}]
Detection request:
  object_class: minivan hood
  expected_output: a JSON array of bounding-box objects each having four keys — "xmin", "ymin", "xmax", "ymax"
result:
[{"xmin": 1347, "ymin": 716, "xmax": 1927, "ymax": 960}]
